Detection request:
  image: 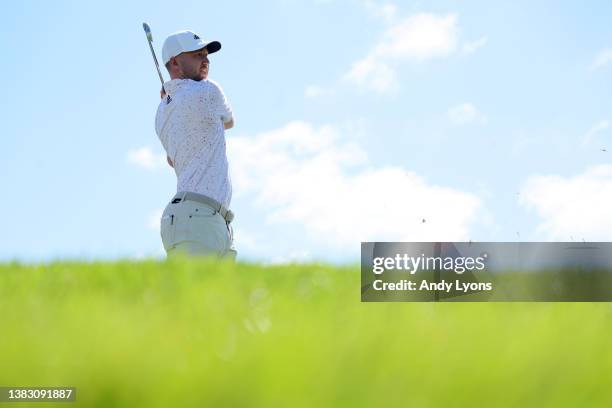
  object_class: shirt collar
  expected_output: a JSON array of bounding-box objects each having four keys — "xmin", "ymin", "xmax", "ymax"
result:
[{"xmin": 163, "ymin": 78, "xmax": 208, "ymax": 95}]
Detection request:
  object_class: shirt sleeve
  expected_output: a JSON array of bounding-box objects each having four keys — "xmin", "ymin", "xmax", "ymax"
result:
[{"xmin": 211, "ymin": 81, "xmax": 233, "ymax": 123}]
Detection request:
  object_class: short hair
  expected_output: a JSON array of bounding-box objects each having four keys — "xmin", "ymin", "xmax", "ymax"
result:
[{"xmin": 165, "ymin": 60, "xmax": 172, "ymax": 74}]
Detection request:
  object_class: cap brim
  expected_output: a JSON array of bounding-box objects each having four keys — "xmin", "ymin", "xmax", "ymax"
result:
[
  {"xmin": 204, "ymin": 41, "xmax": 221, "ymax": 54},
  {"xmin": 175, "ymin": 40, "xmax": 222, "ymax": 60}
]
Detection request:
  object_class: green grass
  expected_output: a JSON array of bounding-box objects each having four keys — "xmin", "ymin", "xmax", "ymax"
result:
[{"xmin": 1, "ymin": 256, "xmax": 612, "ymax": 407}]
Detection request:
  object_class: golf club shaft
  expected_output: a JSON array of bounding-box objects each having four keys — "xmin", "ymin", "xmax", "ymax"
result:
[{"xmin": 142, "ymin": 23, "xmax": 165, "ymax": 92}]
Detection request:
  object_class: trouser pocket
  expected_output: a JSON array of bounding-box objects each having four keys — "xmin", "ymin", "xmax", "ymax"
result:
[{"xmin": 160, "ymin": 206, "xmax": 177, "ymax": 252}]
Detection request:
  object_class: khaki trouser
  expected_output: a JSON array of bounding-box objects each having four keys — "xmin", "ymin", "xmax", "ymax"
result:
[{"xmin": 160, "ymin": 198, "xmax": 236, "ymax": 259}]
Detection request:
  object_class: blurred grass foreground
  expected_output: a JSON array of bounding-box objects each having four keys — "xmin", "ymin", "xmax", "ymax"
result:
[{"xmin": 1, "ymin": 256, "xmax": 612, "ymax": 407}]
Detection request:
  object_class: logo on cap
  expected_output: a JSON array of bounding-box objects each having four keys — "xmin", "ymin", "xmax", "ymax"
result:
[{"xmin": 193, "ymin": 34, "xmax": 200, "ymax": 40}]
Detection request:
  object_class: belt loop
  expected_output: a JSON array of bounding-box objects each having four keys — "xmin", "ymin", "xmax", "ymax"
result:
[{"xmin": 172, "ymin": 191, "xmax": 188, "ymax": 205}]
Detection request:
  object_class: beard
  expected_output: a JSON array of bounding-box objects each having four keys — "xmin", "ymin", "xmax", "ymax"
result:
[
  {"xmin": 179, "ymin": 64, "xmax": 208, "ymax": 81},
  {"xmin": 187, "ymin": 69, "xmax": 205, "ymax": 81}
]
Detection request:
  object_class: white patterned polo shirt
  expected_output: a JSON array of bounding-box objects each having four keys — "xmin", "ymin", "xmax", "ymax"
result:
[{"xmin": 155, "ymin": 78, "xmax": 234, "ymax": 208}]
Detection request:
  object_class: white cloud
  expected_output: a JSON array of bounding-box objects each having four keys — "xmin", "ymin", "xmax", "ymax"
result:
[
  {"xmin": 519, "ymin": 165, "xmax": 612, "ymax": 240},
  {"xmin": 462, "ymin": 36, "xmax": 488, "ymax": 55},
  {"xmin": 372, "ymin": 13, "xmax": 458, "ymax": 61},
  {"xmin": 228, "ymin": 121, "xmax": 482, "ymax": 250},
  {"xmin": 343, "ymin": 57, "xmax": 397, "ymax": 92},
  {"xmin": 447, "ymin": 103, "xmax": 487, "ymax": 125},
  {"xmin": 344, "ymin": 12, "xmax": 470, "ymax": 92},
  {"xmin": 126, "ymin": 146, "xmax": 167, "ymax": 171},
  {"xmin": 590, "ymin": 48, "xmax": 612, "ymax": 71},
  {"xmin": 582, "ymin": 119, "xmax": 609, "ymax": 146}
]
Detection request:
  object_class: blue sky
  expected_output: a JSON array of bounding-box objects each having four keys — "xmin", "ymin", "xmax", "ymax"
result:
[{"xmin": 1, "ymin": 0, "xmax": 611, "ymax": 263}]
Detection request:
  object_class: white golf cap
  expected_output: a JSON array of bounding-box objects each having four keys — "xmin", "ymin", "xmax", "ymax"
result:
[{"xmin": 161, "ymin": 30, "xmax": 221, "ymax": 64}]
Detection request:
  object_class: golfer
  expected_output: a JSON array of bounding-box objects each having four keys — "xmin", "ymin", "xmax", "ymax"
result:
[{"xmin": 155, "ymin": 30, "xmax": 236, "ymax": 258}]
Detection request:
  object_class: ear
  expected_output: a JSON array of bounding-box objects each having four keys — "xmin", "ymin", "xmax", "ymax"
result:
[{"xmin": 170, "ymin": 57, "xmax": 182, "ymax": 77}]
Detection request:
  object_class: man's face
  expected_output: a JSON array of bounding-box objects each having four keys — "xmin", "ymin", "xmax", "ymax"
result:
[{"xmin": 174, "ymin": 48, "xmax": 209, "ymax": 81}]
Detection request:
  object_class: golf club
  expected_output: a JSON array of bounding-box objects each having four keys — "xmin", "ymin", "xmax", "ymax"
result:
[{"xmin": 142, "ymin": 22, "xmax": 165, "ymax": 94}]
